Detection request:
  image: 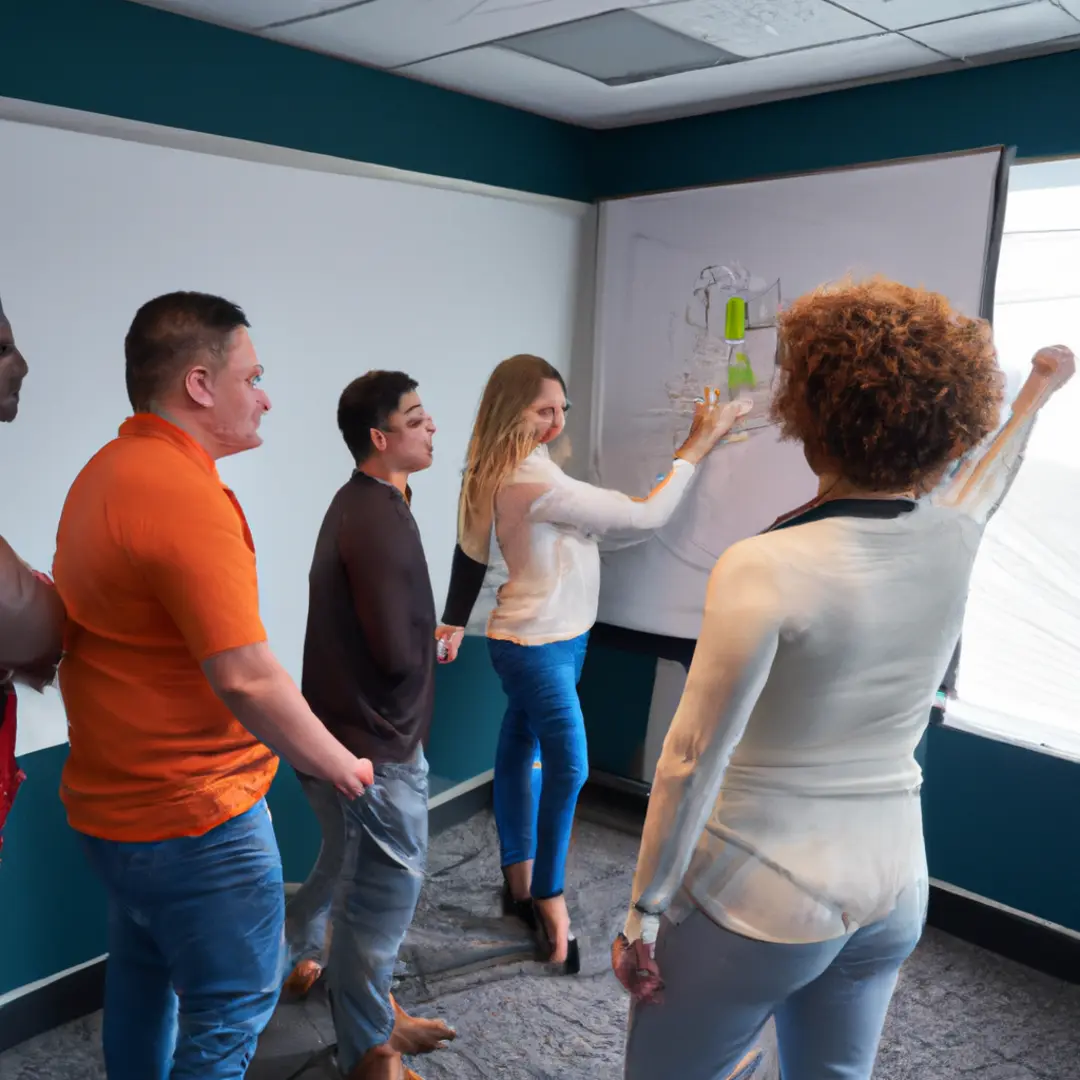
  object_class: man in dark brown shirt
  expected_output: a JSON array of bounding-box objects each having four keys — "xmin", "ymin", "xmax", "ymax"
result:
[{"xmin": 286, "ymin": 371, "xmax": 455, "ymax": 1080}]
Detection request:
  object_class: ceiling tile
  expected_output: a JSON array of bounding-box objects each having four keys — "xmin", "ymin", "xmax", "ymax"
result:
[
  {"xmin": 126, "ymin": 0, "xmax": 344, "ymax": 30},
  {"xmin": 832, "ymin": 0, "xmax": 1043, "ymax": 31},
  {"xmin": 904, "ymin": 2, "xmax": 1080, "ymax": 57},
  {"xmin": 639, "ymin": 0, "xmax": 881, "ymax": 59},
  {"xmin": 261, "ymin": 0, "xmax": 634, "ymax": 69},
  {"xmin": 501, "ymin": 11, "xmax": 736, "ymax": 86},
  {"xmin": 399, "ymin": 32, "xmax": 940, "ymax": 127}
]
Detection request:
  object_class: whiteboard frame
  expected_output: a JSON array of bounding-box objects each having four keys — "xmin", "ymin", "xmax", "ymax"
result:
[{"xmin": 588, "ymin": 144, "xmax": 1014, "ymax": 629}]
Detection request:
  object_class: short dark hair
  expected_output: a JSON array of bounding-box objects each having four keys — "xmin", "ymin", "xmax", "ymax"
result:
[
  {"xmin": 125, "ymin": 291, "xmax": 250, "ymax": 412},
  {"xmin": 338, "ymin": 371, "xmax": 419, "ymax": 462}
]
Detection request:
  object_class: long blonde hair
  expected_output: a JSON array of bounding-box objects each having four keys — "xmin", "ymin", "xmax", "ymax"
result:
[{"xmin": 459, "ymin": 354, "xmax": 566, "ymax": 549}]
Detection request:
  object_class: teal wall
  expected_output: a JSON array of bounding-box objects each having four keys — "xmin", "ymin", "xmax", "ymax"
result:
[
  {"xmin": 0, "ymin": 0, "xmax": 592, "ymax": 202},
  {"xmin": 593, "ymin": 48, "xmax": 1080, "ymax": 197},
  {"xmin": 4, "ymin": 0, "xmax": 1080, "ymax": 1002},
  {"xmin": 0, "ymin": 744, "xmax": 106, "ymax": 996}
]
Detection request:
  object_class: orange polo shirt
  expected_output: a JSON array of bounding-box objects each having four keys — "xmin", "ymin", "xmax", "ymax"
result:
[{"xmin": 53, "ymin": 414, "xmax": 278, "ymax": 842}]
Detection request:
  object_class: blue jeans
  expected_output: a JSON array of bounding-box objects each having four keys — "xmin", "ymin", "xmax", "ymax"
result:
[
  {"xmin": 325, "ymin": 747, "xmax": 430, "ymax": 1075},
  {"xmin": 79, "ymin": 799, "xmax": 286, "ymax": 1080},
  {"xmin": 285, "ymin": 772, "xmax": 345, "ymax": 969},
  {"xmin": 488, "ymin": 633, "xmax": 589, "ymax": 899},
  {"xmin": 624, "ymin": 882, "xmax": 927, "ymax": 1080}
]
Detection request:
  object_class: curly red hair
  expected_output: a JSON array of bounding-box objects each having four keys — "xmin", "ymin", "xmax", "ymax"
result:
[{"xmin": 770, "ymin": 277, "xmax": 1004, "ymax": 492}]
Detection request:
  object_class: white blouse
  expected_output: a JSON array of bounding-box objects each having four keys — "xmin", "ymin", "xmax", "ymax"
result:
[
  {"xmin": 485, "ymin": 446, "xmax": 697, "ymax": 645},
  {"xmin": 624, "ymin": 408, "xmax": 1038, "ymax": 947}
]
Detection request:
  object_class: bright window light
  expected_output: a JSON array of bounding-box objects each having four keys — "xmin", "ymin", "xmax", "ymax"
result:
[{"xmin": 948, "ymin": 159, "xmax": 1080, "ymax": 761}]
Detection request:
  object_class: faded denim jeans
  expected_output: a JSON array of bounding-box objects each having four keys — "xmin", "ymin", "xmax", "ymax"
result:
[
  {"xmin": 284, "ymin": 772, "xmax": 345, "ymax": 970},
  {"xmin": 79, "ymin": 798, "xmax": 286, "ymax": 1080},
  {"xmin": 287, "ymin": 747, "xmax": 429, "ymax": 1075},
  {"xmin": 624, "ymin": 881, "xmax": 927, "ymax": 1080}
]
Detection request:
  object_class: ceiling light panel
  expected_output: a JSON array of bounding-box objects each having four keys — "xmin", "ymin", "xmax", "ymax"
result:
[
  {"xmin": 498, "ymin": 10, "xmax": 738, "ymax": 86},
  {"xmin": 830, "ymin": 0, "xmax": 1043, "ymax": 31},
  {"xmin": 904, "ymin": 2, "xmax": 1080, "ymax": 58},
  {"xmin": 640, "ymin": 0, "xmax": 881, "ymax": 58},
  {"xmin": 126, "ymin": 0, "xmax": 344, "ymax": 31},
  {"xmin": 261, "ymin": 0, "xmax": 634, "ymax": 69},
  {"xmin": 399, "ymin": 31, "xmax": 940, "ymax": 127}
]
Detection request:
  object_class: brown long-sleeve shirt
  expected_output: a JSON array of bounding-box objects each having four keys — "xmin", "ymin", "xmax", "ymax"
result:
[{"xmin": 302, "ymin": 472, "xmax": 436, "ymax": 765}]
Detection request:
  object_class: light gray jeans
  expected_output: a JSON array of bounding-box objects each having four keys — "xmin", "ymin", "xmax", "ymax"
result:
[
  {"xmin": 624, "ymin": 881, "xmax": 927, "ymax": 1080},
  {"xmin": 285, "ymin": 747, "xmax": 429, "ymax": 1074}
]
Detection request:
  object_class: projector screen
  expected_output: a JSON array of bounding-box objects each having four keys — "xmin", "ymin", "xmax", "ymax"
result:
[
  {"xmin": 0, "ymin": 117, "xmax": 591, "ymax": 754},
  {"xmin": 592, "ymin": 148, "xmax": 1009, "ymax": 639}
]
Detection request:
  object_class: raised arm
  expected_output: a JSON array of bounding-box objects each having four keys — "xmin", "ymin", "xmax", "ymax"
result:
[
  {"xmin": 525, "ymin": 457, "xmax": 698, "ymax": 535},
  {"xmin": 620, "ymin": 543, "xmax": 783, "ymax": 950},
  {"xmin": 935, "ymin": 345, "xmax": 1075, "ymax": 523},
  {"xmin": 527, "ymin": 396, "xmax": 753, "ymax": 537}
]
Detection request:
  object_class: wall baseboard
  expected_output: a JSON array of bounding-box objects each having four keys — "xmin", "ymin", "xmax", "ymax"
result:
[
  {"xmin": 0, "ymin": 780, "xmax": 494, "ymax": 1055},
  {"xmin": 0, "ymin": 957, "xmax": 105, "ymax": 1055},
  {"xmin": 927, "ymin": 882, "xmax": 1080, "ymax": 984}
]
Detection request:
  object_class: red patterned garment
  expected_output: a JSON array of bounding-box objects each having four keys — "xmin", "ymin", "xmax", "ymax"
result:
[
  {"xmin": 0, "ymin": 683, "xmax": 24, "ymax": 858},
  {"xmin": 0, "ymin": 568, "xmax": 55, "ymax": 858}
]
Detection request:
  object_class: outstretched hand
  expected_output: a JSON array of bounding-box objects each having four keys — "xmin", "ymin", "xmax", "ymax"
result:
[
  {"xmin": 612, "ymin": 933, "xmax": 664, "ymax": 1005},
  {"xmin": 676, "ymin": 392, "xmax": 754, "ymax": 465}
]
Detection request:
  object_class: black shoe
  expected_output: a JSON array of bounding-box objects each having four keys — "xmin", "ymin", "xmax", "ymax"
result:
[
  {"xmin": 532, "ymin": 900, "xmax": 581, "ymax": 976},
  {"xmin": 501, "ymin": 880, "xmax": 538, "ymax": 931}
]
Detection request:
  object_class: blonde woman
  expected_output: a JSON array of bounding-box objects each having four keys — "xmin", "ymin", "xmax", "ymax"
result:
[{"xmin": 436, "ymin": 354, "xmax": 747, "ymax": 972}]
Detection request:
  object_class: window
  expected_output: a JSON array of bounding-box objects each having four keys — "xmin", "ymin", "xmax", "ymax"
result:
[{"xmin": 947, "ymin": 159, "xmax": 1080, "ymax": 761}]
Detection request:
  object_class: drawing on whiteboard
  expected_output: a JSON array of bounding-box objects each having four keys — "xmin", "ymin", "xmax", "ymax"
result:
[{"xmin": 661, "ymin": 263, "xmax": 782, "ymax": 455}]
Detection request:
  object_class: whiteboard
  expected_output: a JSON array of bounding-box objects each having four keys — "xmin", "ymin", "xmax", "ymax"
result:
[
  {"xmin": 0, "ymin": 117, "xmax": 590, "ymax": 754},
  {"xmin": 593, "ymin": 149, "xmax": 1007, "ymax": 638}
]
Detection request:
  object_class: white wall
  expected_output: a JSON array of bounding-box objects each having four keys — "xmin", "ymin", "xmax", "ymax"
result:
[{"xmin": 0, "ymin": 115, "xmax": 594, "ymax": 754}]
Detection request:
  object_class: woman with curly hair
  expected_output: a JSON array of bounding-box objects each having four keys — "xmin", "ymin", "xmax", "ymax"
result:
[
  {"xmin": 437, "ymin": 354, "xmax": 749, "ymax": 973},
  {"xmin": 613, "ymin": 277, "xmax": 1074, "ymax": 1080}
]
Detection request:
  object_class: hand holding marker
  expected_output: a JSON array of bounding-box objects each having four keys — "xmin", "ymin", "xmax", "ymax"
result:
[{"xmin": 701, "ymin": 385, "xmax": 752, "ymax": 445}]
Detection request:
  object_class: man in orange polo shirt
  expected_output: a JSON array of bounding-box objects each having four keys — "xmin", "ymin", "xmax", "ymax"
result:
[{"xmin": 52, "ymin": 292, "xmax": 374, "ymax": 1080}]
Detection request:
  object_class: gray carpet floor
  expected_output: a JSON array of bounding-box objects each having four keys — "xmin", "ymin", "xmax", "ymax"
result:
[{"xmin": 3, "ymin": 806, "xmax": 1078, "ymax": 1079}]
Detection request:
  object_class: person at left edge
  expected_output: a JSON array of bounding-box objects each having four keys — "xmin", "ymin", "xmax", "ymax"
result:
[
  {"xmin": 52, "ymin": 292, "xmax": 375, "ymax": 1080},
  {"xmin": 0, "ymin": 291, "xmax": 66, "ymax": 859}
]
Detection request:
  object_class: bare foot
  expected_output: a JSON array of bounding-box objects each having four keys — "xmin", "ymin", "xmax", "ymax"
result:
[
  {"xmin": 533, "ymin": 894, "xmax": 571, "ymax": 964},
  {"xmin": 345, "ymin": 1043, "xmax": 420, "ymax": 1080},
  {"xmin": 389, "ymin": 994, "xmax": 456, "ymax": 1054},
  {"xmin": 282, "ymin": 959, "xmax": 322, "ymax": 998}
]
